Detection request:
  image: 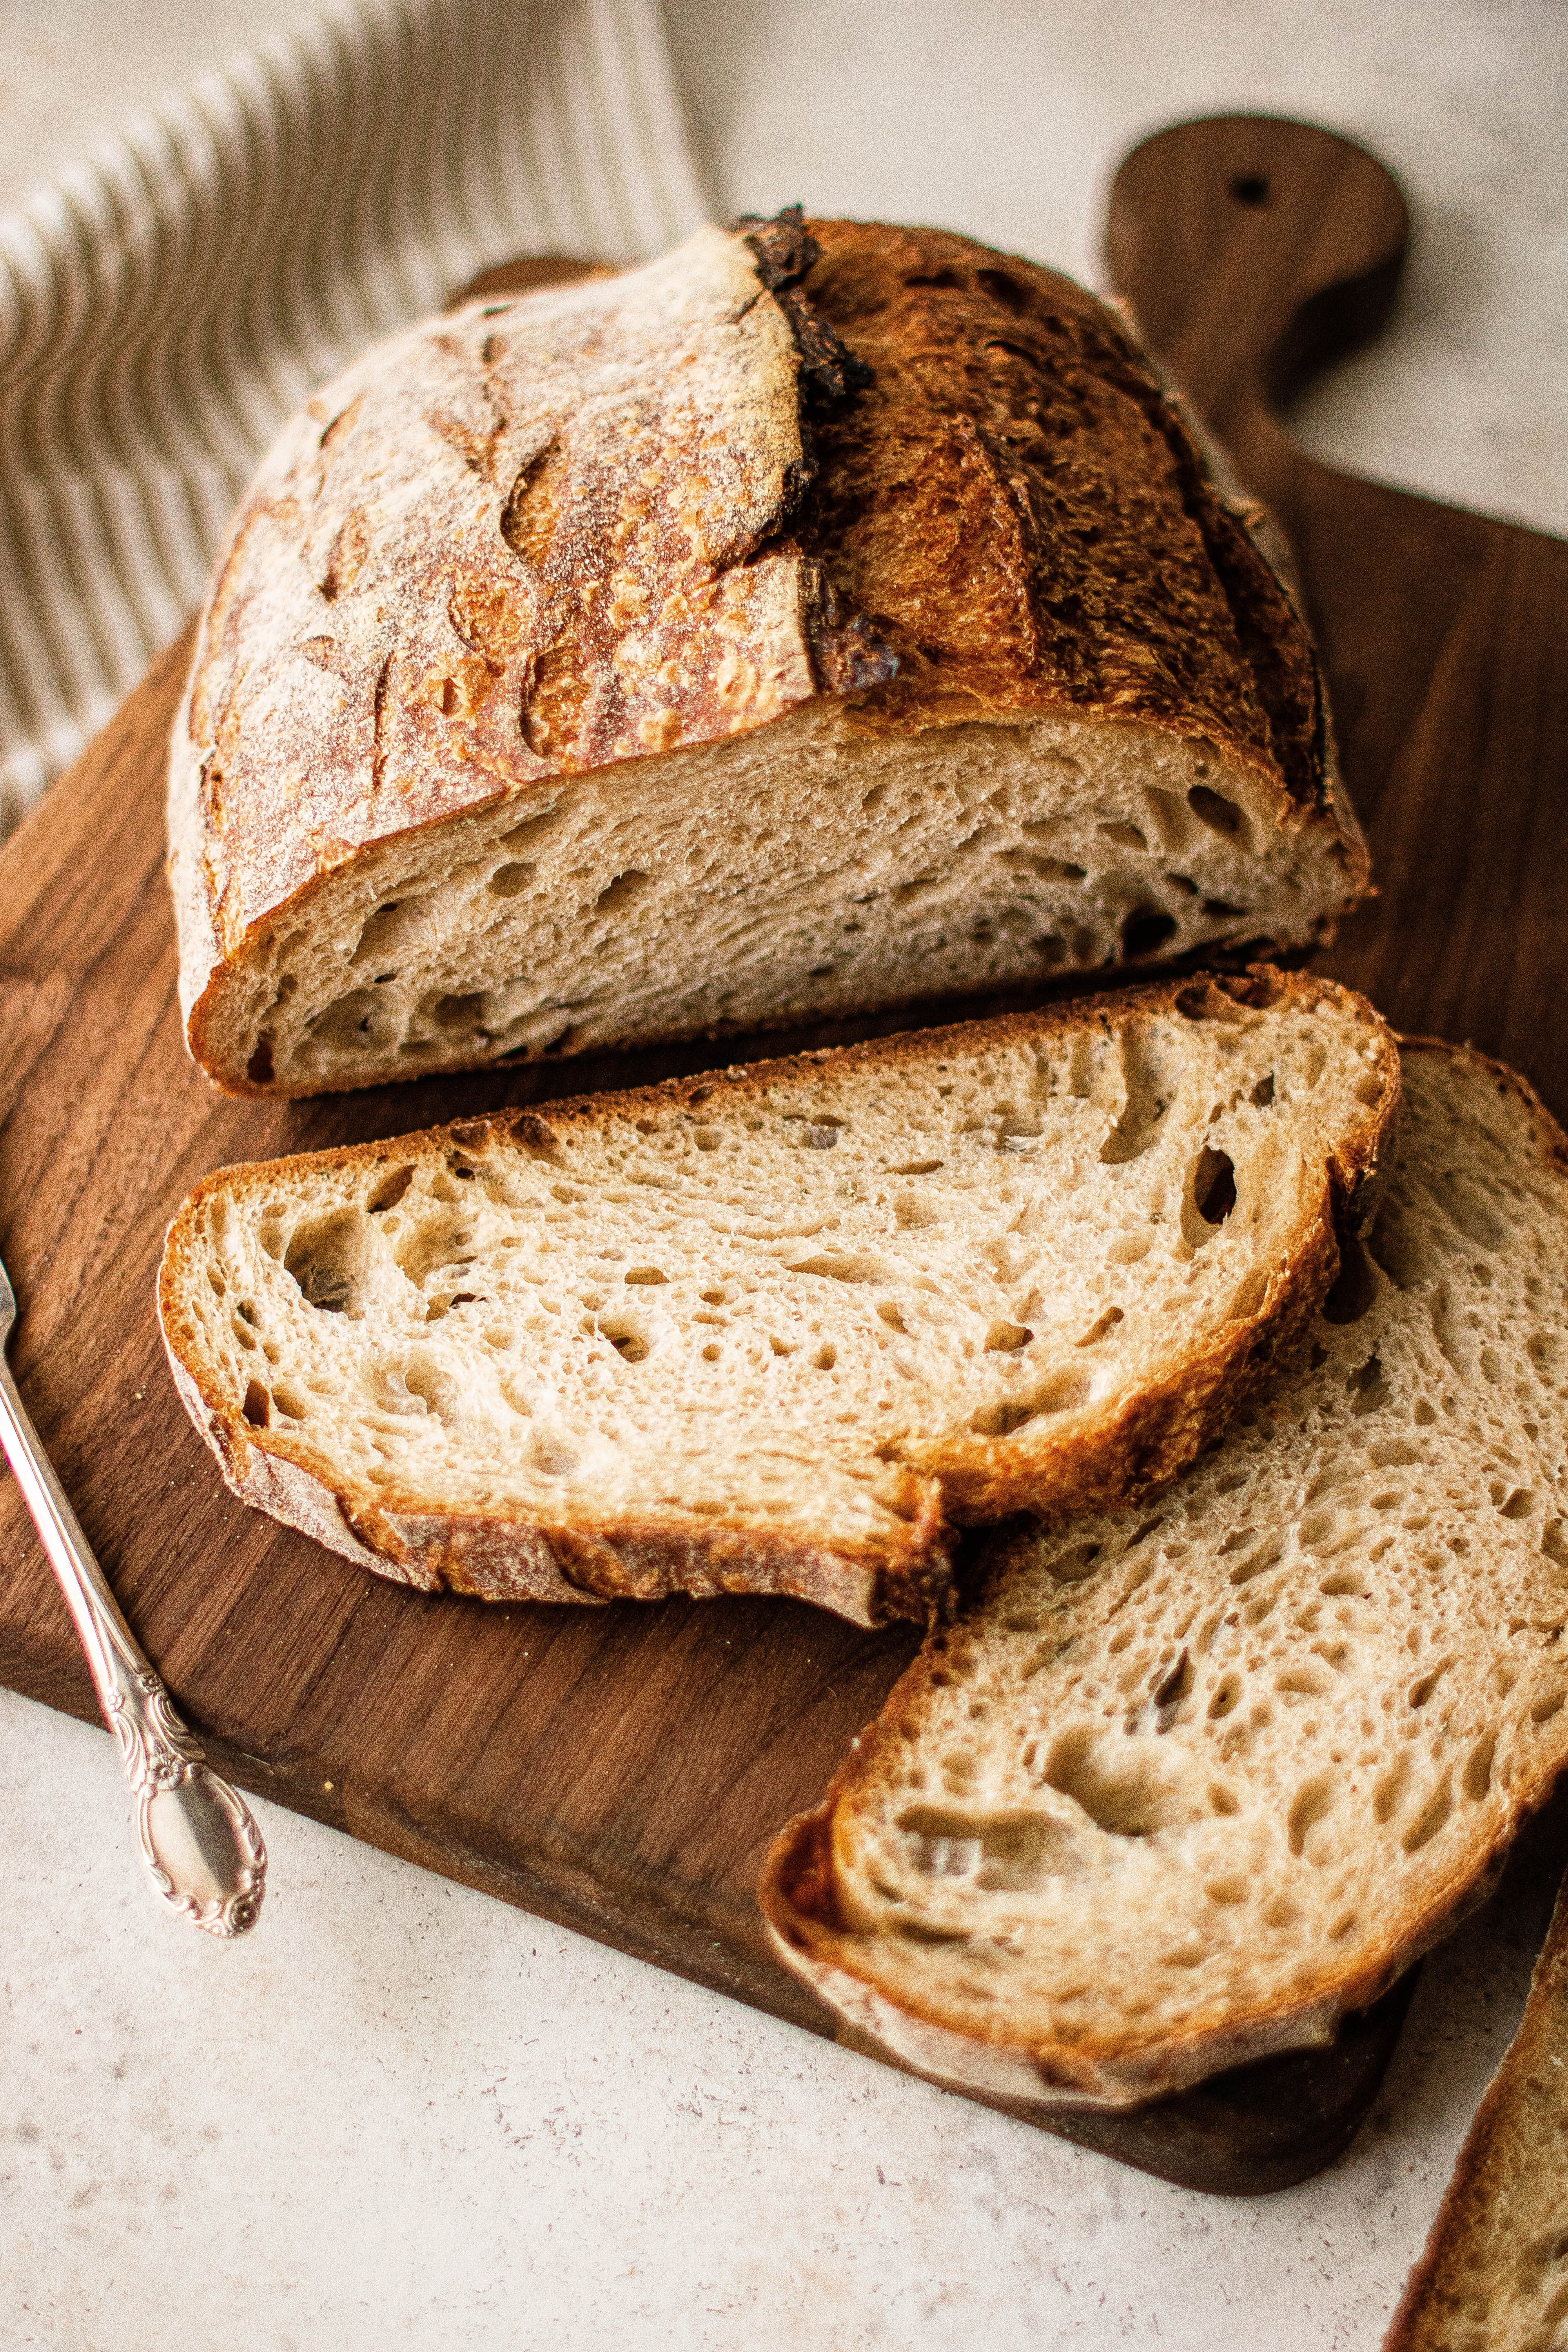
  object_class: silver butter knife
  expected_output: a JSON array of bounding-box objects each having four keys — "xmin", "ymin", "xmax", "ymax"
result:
[{"xmin": 0, "ymin": 1249, "xmax": 265, "ymax": 1934}]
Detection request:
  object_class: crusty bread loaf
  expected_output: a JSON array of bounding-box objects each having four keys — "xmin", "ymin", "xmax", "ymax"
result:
[
  {"xmin": 762, "ymin": 1042, "xmax": 1568, "ymax": 2093},
  {"xmin": 168, "ymin": 209, "xmax": 1367, "ymax": 1099},
  {"xmin": 1385, "ymin": 1868, "xmax": 1568, "ymax": 2352},
  {"xmin": 156, "ymin": 971, "xmax": 1394, "ymax": 1625}
]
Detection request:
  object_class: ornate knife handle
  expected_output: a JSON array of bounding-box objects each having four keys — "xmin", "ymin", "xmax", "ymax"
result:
[{"xmin": 0, "ymin": 1350, "xmax": 265, "ymax": 1936}]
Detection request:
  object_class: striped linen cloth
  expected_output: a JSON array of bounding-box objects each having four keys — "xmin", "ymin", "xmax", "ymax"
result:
[{"xmin": 0, "ymin": 0, "xmax": 708, "ymax": 831}]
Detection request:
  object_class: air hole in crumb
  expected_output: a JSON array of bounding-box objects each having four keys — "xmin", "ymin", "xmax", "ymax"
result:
[
  {"xmin": 624, "ymin": 1267, "xmax": 668, "ymax": 1286},
  {"xmin": 1287, "ymin": 1773, "xmax": 1336, "ymax": 1857},
  {"xmin": 1077, "ymin": 1306, "xmax": 1123, "ymax": 1347},
  {"xmin": 814, "ymin": 1343, "xmax": 837, "ymax": 1371},
  {"xmin": 1463, "ymin": 1731, "xmax": 1497, "ymax": 1802},
  {"xmin": 1121, "ymin": 907, "xmax": 1178, "ymax": 961},
  {"xmin": 1039, "ymin": 1542, "xmax": 1101, "ymax": 1586},
  {"xmin": 488, "ymin": 861, "xmax": 534, "ymax": 897},
  {"xmin": 1044, "ymin": 1728, "xmax": 1177, "ymax": 1837},
  {"xmin": 242, "ymin": 1380, "xmax": 270, "ymax": 1427},
  {"xmin": 432, "ymin": 991, "xmax": 485, "ymax": 1030},
  {"xmin": 1401, "ymin": 1784, "xmax": 1453, "ymax": 1853},
  {"xmin": 1409, "ymin": 1656, "xmax": 1453, "ymax": 1709},
  {"xmin": 1152, "ymin": 1650, "xmax": 1191, "ymax": 1710},
  {"xmin": 283, "ymin": 1212, "xmax": 363, "ymax": 1313},
  {"xmin": 594, "ymin": 869, "xmax": 651, "ymax": 916},
  {"xmin": 971, "ymin": 1400, "xmax": 1035, "ymax": 1437},
  {"xmin": 1192, "ymin": 1147, "xmax": 1237, "ymax": 1226},
  {"xmin": 1322, "ymin": 1233, "xmax": 1378, "ymax": 1324},
  {"xmin": 367, "ymin": 1166, "xmax": 415, "ymax": 1214},
  {"xmin": 1348, "ymin": 1353, "xmax": 1389, "ymax": 1414},
  {"xmin": 985, "ymin": 1320, "xmax": 1031, "ymax": 1353},
  {"xmin": 1188, "ymin": 784, "xmax": 1245, "ymax": 837},
  {"xmin": 1251, "ymin": 1073, "xmax": 1275, "ymax": 1107}
]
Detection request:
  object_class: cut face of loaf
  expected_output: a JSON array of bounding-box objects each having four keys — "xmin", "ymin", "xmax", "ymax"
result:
[
  {"xmin": 169, "ymin": 213, "xmax": 1366, "ymax": 1098},
  {"xmin": 762, "ymin": 1045, "xmax": 1568, "ymax": 2101},
  {"xmin": 157, "ymin": 972, "xmax": 1396, "ymax": 1626},
  {"xmin": 1384, "ymin": 1869, "xmax": 1568, "ymax": 2352}
]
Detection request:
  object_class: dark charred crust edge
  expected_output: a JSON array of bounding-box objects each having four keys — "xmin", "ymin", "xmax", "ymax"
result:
[
  {"xmin": 734, "ymin": 204, "xmax": 875, "ymax": 410},
  {"xmin": 733, "ymin": 207, "xmax": 895, "ymax": 698}
]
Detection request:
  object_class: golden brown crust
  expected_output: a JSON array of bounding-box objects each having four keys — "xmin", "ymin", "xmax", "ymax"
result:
[
  {"xmin": 160, "ymin": 1324, "xmax": 953, "ymax": 1625},
  {"xmin": 799, "ymin": 221, "xmax": 1334, "ymax": 815},
  {"xmin": 757, "ymin": 1041, "xmax": 1568, "ymax": 2106},
  {"xmin": 169, "ymin": 212, "xmax": 1366, "ymax": 1096},
  {"xmin": 759, "ymin": 1805, "xmax": 1351, "ymax": 2108}
]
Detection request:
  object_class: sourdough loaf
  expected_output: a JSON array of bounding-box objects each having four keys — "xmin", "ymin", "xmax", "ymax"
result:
[
  {"xmin": 1385, "ymin": 1867, "xmax": 1568, "ymax": 2352},
  {"xmin": 168, "ymin": 210, "xmax": 1367, "ymax": 1099},
  {"xmin": 157, "ymin": 972, "xmax": 1395, "ymax": 1625},
  {"xmin": 762, "ymin": 1043, "xmax": 1568, "ymax": 2095}
]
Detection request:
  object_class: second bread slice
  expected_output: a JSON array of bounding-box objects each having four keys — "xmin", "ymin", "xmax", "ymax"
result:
[
  {"xmin": 762, "ymin": 1044, "xmax": 1568, "ymax": 2096},
  {"xmin": 158, "ymin": 971, "xmax": 1397, "ymax": 1624}
]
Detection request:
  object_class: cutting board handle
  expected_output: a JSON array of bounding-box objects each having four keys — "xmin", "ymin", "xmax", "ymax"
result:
[{"xmin": 1105, "ymin": 115, "xmax": 1409, "ymax": 447}]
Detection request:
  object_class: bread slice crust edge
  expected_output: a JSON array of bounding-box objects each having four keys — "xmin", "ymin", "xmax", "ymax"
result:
[
  {"xmin": 759, "ymin": 1043, "xmax": 1568, "ymax": 2088},
  {"xmin": 157, "ymin": 970, "xmax": 1398, "ymax": 1628}
]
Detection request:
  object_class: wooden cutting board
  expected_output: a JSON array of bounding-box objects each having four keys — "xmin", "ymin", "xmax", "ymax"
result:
[{"xmin": 1, "ymin": 115, "xmax": 1562, "ymax": 2196}]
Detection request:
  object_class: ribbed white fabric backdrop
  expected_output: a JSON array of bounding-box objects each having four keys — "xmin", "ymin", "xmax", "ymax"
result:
[{"xmin": 0, "ymin": 0, "xmax": 708, "ymax": 831}]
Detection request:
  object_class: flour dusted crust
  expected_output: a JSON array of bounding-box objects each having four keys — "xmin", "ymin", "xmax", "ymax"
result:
[
  {"xmin": 762, "ymin": 1045, "xmax": 1568, "ymax": 2101},
  {"xmin": 169, "ymin": 213, "xmax": 1367, "ymax": 1098},
  {"xmin": 169, "ymin": 224, "xmax": 813, "ymax": 1033}
]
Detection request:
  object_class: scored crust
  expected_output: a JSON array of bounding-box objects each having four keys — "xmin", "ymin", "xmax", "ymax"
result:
[
  {"xmin": 168, "ymin": 212, "xmax": 1368, "ymax": 1098},
  {"xmin": 760, "ymin": 1043, "xmax": 1568, "ymax": 2098},
  {"xmin": 157, "ymin": 970, "xmax": 1397, "ymax": 1627}
]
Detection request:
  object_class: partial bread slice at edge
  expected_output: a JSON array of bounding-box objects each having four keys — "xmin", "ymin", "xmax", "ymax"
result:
[
  {"xmin": 1383, "ymin": 1864, "xmax": 1568, "ymax": 2352},
  {"xmin": 158, "ymin": 971, "xmax": 1397, "ymax": 1628},
  {"xmin": 762, "ymin": 1044, "xmax": 1568, "ymax": 2087}
]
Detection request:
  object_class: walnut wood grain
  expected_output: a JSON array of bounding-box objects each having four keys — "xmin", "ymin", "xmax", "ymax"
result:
[
  {"xmin": 2, "ymin": 117, "xmax": 1559, "ymax": 2192},
  {"xmin": 1107, "ymin": 116, "xmax": 1568, "ymax": 1113}
]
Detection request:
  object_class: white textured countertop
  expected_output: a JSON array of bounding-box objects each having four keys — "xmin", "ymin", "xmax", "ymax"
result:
[{"xmin": 4, "ymin": 5, "xmax": 1567, "ymax": 2347}]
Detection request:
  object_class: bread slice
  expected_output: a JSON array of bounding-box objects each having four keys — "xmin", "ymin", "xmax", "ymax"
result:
[
  {"xmin": 168, "ymin": 211, "xmax": 1366, "ymax": 1099},
  {"xmin": 157, "ymin": 971, "xmax": 1395, "ymax": 1626},
  {"xmin": 762, "ymin": 1042, "xmax": 1568, "ymax": 2090},
  {"xmin": 1385, "ymin": 1868, "xmax": 1568, "ymax": 2351}
]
